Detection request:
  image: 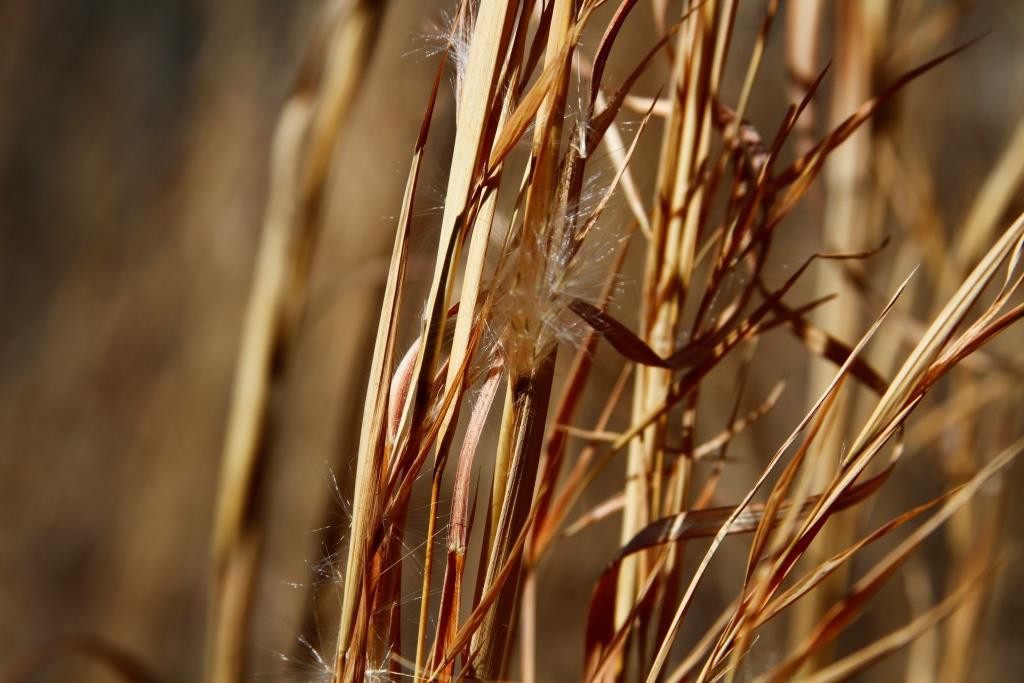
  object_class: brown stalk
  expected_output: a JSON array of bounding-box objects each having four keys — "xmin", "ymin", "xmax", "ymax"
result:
[
  {"xmin": 803, "ymin": 565, "xmax": 997, "ymax": 683},
  {"xmin": 470, "ymin": 4, "xmax": 577, "ymax": 668},
  {"xmin": 644, "ymin": 267, "xmax": 913, "ymax": 683},
  {"xmin": 759, "ymin": 438, "xmax": 1024, "ymax": 682},
  {"xmin": 792, "ymin": 3, "xmax": 884, "ymax": 663},
  {"xmin": 618, "ymin": 0, "xmax": 718, "ymax": 643}
]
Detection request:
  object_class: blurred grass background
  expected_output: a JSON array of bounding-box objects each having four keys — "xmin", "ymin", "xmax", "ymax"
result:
[{"xmin": 2, "ymin": 1, "xmax": 1024, "ymax": 681}]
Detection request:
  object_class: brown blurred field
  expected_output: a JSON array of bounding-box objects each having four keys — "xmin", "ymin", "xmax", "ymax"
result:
[{"xmin": 2, "ymin": 2, "xmax": 1024, "ymax": 681}]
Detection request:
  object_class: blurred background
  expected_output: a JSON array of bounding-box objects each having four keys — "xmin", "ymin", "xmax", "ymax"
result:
[{"xmin": 2, "ymin": 1, "xmax": 1024, "ymax": 681}]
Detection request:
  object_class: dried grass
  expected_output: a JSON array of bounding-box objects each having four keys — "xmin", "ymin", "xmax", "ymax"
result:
[{"xmin": 202, "ymin": 1, "xmax": 1024, "ymax": 682}]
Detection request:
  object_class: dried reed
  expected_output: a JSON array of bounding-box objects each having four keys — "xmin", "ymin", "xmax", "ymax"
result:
[{"xmin": 213, "ymin": 2, "xmax": 1024, "ymax": 681}]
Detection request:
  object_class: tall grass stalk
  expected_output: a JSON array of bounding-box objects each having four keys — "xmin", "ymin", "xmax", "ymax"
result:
[{"xmin": 206, "ymin": 2, "xmax": 383, "ymax": 681}]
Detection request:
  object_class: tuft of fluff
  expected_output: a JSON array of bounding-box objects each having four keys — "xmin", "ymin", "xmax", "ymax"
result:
[
  {"xmin": 270, "ymin": 633, "xmax": 333, "ymax": 682},
  {"xmin": 487, "ymin": 173, "xmax": 626, "ymax": 376},
  {"xmin": 415, "ymin": 2, "xmax": 476, "ymax": 118}
]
